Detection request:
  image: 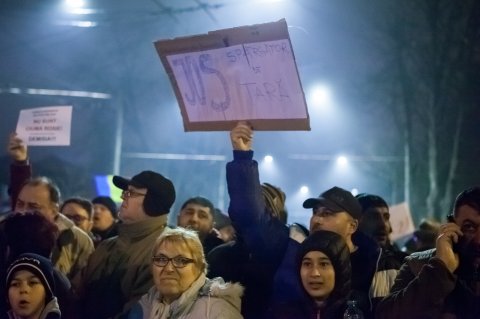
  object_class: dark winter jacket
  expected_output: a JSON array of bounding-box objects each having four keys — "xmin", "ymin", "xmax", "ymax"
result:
[
  {"xmin": 223, "ymin": 150, "xmax": 290, "ymax": 318},
  {"xmin": 376, "ymin": 248, "xmax": 480, "ymax": 319},
  {"xmin": 202, "ymin": 230, "xmax": 225, "ymax": 256},
  {"xmin": 8, "ymin": 161, "xmax": 31, "ymax": 211},
  {"xmin": 207, "ymin": 236, "xmax": 277, "ymax": 319}
]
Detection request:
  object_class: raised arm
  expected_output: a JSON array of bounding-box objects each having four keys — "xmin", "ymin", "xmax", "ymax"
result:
[
  {"xmin": 7, "ymin": 132, "xmax": 32, "ymax": 210},
  {"xmin": 226, "ymin": 122, "xmax": 288, "ymax": 267}
]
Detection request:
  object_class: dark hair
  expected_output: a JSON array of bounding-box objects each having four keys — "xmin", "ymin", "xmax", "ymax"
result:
[
  {"xmin": 60, "ymin": 197, "xmax": 93, "ymax": 218},
  {"xmin": 355, "ymin": 193, "xmax": 388, "ymax": 212},
  {"xmin": 22, "ymin": 176, "xmax": 61, "ymax": 205},
  {"xmin": 213, "ymin": 208, "xmax": 232, "ymax": 229},
  {"xmin": 4, "ymin": 212, "xmax": 59, "ymax": 262},
  {"xmin": 453, "ymin": 186, "xmax": 480, "ymax": 216},
  {"xmin": 262, "ymin": 183, "xmax": 287, "ymax": 224},
  {"xmin": 180, "ymin": 196, "xmax": 215, "ymax": 217}
]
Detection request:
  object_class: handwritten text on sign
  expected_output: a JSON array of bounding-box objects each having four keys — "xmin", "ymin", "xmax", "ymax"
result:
[
  {"xmin": 166, "ymin": 39, "xmax": 307, "ymax": 123},
  {"xmin": 16, "ymin": 106, "xmax": 73, "ymax": 146}
]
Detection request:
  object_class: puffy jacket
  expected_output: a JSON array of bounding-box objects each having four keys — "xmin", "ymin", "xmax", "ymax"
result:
[{"xmin": 127, "ymin": 274, "xmax": 244, "ymax": 319}]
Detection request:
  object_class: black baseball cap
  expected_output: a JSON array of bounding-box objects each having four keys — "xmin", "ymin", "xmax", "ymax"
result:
[
  {"xmin": 113, "ymin": 170, "xmax": 176, "ymax": 216},
  {"xmin": 303, "ymin": 186, "xmax": 361, "ymax": 219}
]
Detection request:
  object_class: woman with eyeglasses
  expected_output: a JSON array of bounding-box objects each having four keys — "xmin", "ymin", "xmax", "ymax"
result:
[{"xmin": 127, "ymin": 227, "xmax": 244, "ymax": 319}]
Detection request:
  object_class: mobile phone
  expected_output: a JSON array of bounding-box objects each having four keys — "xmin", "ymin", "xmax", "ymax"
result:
[
  {"xmin": 446, "ymin": 214, "xmax": 461, "ymax": 253},
  {"xmin": 447, "ymin": 214, "xmax": 455, "ymax": 223}
]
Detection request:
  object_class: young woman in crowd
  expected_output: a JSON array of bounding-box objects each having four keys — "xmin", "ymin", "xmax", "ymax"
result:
[{"xmin": 270, "ymin": 230, "xmax": 352, "ymax": 319}]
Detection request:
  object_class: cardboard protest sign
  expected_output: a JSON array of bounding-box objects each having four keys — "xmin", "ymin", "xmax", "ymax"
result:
[
  {"xmin": 389, "ymin": 202, "xmax": 416, "ymax": 241},
  {"xmin": 155, "ymin": 19, "xmax": 310, "ymax": 131},
  {"xmin": 16, "ymin": 106, "xmax": 73, "ymax": 146}
]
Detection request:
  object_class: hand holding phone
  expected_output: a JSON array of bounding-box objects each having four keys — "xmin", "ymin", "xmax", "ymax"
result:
[
  {"xmin": 447, "ymin": 215, "xmax": 461, "ymax": 253},
  {"xmin": 435, "ymin": 220, "xmax": 462, "ymax": 273}
]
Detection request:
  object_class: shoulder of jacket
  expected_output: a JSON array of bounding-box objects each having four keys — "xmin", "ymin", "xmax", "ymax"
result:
[
  {"xmin": 404, "ymin": 248, "xmax": 436, "ymax": 275},
  {"xmin": 289, "ymin": 223, "xmax": 308, "ymax": 243},
  {"xmin": 0, "ymin": 212, "xmax": 11, "ymax": 224},
  {"xmin": 93, "ymin": 235, "xmax": 118, "ymax": 251},
  {"xmin": 406, "ymin": 248, "xmax": 436, "ymax": 261},
  {"xmin": 204, "ymin": 278, "xmax": 244, "ymax": 299}
]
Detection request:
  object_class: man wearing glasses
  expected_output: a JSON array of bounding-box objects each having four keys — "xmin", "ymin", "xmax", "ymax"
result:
[
  {"xmin": 60, "ymin": 197, "xmax": 94, "ymax": 235},
  {"xmin": 5, "ymin": 133, "xmax": 94, "ymax": 285},
  {"xmin": 77, "ymin": 170, "xmax": 176, "ymax": 319}
]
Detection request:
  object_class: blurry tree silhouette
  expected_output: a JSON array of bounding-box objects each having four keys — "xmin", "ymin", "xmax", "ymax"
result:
[{"xmin": 359, "ymin": 0, "xmax": 480, "ymax": 222}]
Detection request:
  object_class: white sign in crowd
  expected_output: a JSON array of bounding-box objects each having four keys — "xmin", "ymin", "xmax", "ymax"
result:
[{"xmin": 16, "ymin": 105, "xmax": 73, "ymax": 146}]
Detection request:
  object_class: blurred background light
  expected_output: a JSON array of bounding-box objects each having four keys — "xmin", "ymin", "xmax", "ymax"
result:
[
  {"xmin": 309, "ymin": 83, "xmax": 332, "ymax": 108},
  {"xmin": 57, "ymin": 20, "xmax": 97, "ymax": 27},
  {"xmin": 336, "ymin": 155, "xmax": 348, "ymax": 166},
  {"xmin": 351, "ymin": 188, "xmax": 359, "ymax": 196},
  {"xmin": 300, "ymin": 185, "xmax": 309, "ymax": 194},
  {"xmin": 65, "ymin": 0, "xmax": 85, "ymax": 8}
]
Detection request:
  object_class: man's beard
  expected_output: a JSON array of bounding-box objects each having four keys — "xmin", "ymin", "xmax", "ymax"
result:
[{"xmin": 457, "ymin": 240, "xmax": 480, "ymax": 282}]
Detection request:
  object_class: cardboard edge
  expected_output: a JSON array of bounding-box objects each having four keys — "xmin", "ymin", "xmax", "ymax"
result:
[{"xmin": 184, "ymin": 118, "xmax": 311, "ymax": 132}]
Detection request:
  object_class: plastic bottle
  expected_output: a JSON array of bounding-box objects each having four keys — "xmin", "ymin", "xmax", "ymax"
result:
[{"xmin": 343, "ymin": 300, "xmax": 364, "ymax": 319}]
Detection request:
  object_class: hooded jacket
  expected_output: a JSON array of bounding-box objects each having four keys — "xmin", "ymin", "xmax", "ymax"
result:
[
  {"xmin": 127, "ymin": 273, "xmax": 244, "ymax": 319},
  {"xmin": 6, "ymin": 297, "xmax": 61, "ymax": 319}
]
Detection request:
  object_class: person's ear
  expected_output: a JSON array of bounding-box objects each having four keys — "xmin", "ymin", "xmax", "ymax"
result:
[{"xmin": 350, "ymin": 218, "xmax": 359, "ymax": 233}]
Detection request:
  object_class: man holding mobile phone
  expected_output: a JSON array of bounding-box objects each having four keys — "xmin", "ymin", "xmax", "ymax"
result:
[{"xmin": 376, "ymin": 186, "xmax": 480, "ymax": 319}]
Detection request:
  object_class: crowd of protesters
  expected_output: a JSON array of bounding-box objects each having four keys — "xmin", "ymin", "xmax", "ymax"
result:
[{"xmin": 1, "ymin": 123, "xmax": 479, "ymax": 319}]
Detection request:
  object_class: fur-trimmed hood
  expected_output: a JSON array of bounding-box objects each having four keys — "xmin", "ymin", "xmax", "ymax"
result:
[
  {"xmin": 198, "ymin": 276, "xmax": 244, "ymax": 311},
  {"xmin": 130, "ymin": 274, "xmax": 244, "ymax": 319}
]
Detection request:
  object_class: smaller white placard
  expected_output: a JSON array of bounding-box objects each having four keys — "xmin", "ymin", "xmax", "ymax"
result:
[
  {"xmin": 16, "ymin": 106, "xmax": 73, "ymax": 146},
  {"xmin": 389, "ymin": 202, "xmax": 416, "ymax": 241}
]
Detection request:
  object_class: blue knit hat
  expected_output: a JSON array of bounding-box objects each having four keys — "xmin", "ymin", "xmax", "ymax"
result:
[{"xmin": 6, "ymin": 253, "xmax": 56, "ymax": 302}]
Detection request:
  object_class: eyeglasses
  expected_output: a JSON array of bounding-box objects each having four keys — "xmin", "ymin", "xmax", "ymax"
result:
[
  {"xmin": 121, "ymin": 189, "xmax": 147, "ymax": 199},
  {"xmin": 65, "ymin": 214, "xmax": 90, "ymax": 223},
  {"xmin": 152, "ymin": 254, "xmax": 195, "ymax": 268}
]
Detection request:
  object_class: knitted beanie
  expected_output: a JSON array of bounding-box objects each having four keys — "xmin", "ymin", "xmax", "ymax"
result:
[
  {"xmin": 6, "ymin": 253, "xmax": 56, "ymax": 302},
  {"xmin": 92, "ymin": 196, "xmax": 118, "ymax": 218}
]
